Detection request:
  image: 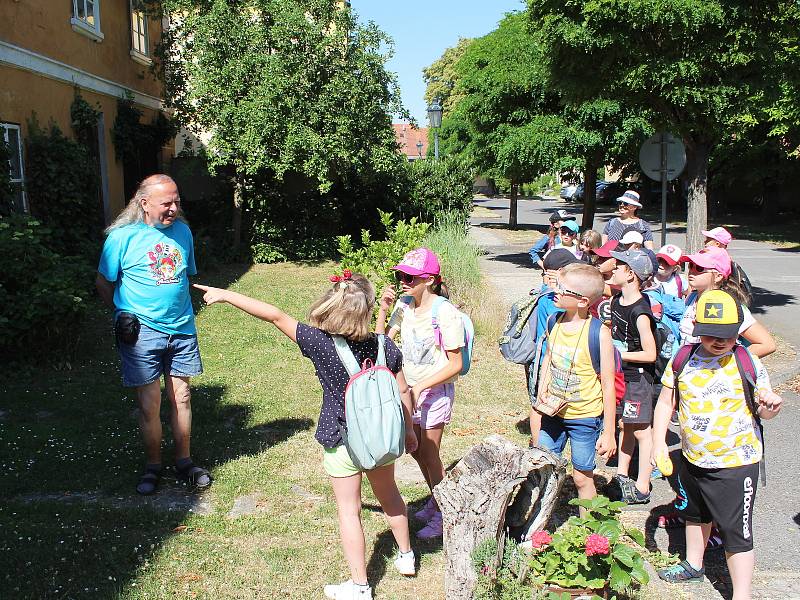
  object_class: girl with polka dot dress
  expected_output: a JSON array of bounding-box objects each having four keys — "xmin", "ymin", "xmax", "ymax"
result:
[{"xmin": 194, "ymin": 273, "xmax": 417, "ymax": 600}]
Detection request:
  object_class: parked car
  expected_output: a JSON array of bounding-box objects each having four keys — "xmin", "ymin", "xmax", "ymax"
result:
[
  {"xmin": 573, "ymin": 180, "xmax": 608, "ymax": 202},
  {"xmin": 559, "ymin": 183, "xmax": 578, "ymax": 201}
]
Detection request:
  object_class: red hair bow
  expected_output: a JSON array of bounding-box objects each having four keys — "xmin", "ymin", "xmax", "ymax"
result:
[{"xmin": 329, "ymin": 269, "xmax": 353, "ymax": 283}]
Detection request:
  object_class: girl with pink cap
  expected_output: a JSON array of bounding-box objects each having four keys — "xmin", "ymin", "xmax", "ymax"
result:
[{"xmin": 376, "ymin": 248, "xmax": 465, "ymax": 540}]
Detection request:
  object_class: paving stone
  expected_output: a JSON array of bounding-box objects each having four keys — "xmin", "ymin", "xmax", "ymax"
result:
[
  {"xmin": 393, "ymin": 454, "xmax": 427, "ymax": 484},
  {"xmin": 228, "ymin": 493, "xmax": 260, "ymax": 518},
  {"xmin": 290, "ymin": 484, "xmax": 324, "ymax": 504}
]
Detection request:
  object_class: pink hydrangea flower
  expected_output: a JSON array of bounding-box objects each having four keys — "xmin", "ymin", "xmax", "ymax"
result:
[
  {"xmin": 585, "ymin": 533, "xmax": 610, "ymax": 556},
  {"xmin": 530, "ymin": 530, "xmax": 553, "ymax": 549}
]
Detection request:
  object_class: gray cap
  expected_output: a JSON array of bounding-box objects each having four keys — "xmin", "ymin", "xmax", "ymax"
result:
[{"xmin": 609, "ymin": 249, "xmax": 654, "ymax": 281}]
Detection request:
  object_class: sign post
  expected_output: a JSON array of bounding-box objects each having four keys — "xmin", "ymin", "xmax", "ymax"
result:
[{"xmin": 639, "ymin": 132, "xmax": 687, "ymax": 246}]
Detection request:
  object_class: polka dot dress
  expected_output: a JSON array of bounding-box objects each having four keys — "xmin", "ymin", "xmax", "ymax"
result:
[{"xmin": 296, "ymin": 323, "xmax": 403, "ymax": 448}]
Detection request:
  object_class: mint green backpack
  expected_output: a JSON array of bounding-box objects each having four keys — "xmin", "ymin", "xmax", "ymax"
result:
[{"xmin": 332, "ymin": 334, "xmax": 405, "ymax": 470}]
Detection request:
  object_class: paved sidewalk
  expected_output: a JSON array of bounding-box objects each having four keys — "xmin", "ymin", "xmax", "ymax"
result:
[{"xmin": 469, "ymin": 200, "xmax": 800, "ymax": 600}]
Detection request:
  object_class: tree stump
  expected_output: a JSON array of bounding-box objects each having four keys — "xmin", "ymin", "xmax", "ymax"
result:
[{"xmin": 433, "ymin": 435, "xmax": 567, "ymax": 600}]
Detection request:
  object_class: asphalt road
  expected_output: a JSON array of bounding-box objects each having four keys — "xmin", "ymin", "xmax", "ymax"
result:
[{"xmin": 469, "ymin": 196, "xmax": 800, "ymax": 598}]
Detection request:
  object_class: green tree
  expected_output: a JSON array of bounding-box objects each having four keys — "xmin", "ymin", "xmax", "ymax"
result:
[
  {"xmin": 528, "ymin": 0, "xmax": 800, "ymax": 250},
  {"xmin": 422, "ymin": 37, "xmax": 473, "ymax": 119},
  {"xmin": 437, "ymin": 12, "xmax": 649, "ymax": 228},
  {"xmin": 155, "ymin": 0, "xmax": 407, "ymax": 248}
]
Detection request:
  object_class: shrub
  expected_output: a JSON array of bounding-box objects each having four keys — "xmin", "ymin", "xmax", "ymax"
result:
[
  {"xmin": 403, "ymin": 156, "xmax": 474, "ymax": 225},
  {"xmin": 337, "ymin": 210, "xmax": 429, "ymax": 295},
  {"xmin": 0, "ymin": 215, "xmax": 94, "ymax": 361},
  {"xmin": 423, "ymin": 211, "xmax": 481, "ymax": 303},
  {"xmin": 24, "ymin": 118, "xmax": 102, "ymax": 256}
]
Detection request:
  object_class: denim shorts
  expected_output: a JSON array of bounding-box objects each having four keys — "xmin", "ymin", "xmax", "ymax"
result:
[
  {"xmin": 117, "ymin": 322, "xmax": 203, "ymax": 387},
  {"xmin": 538, "ymin": 414, "xmax": 602, "ymax": 472}
]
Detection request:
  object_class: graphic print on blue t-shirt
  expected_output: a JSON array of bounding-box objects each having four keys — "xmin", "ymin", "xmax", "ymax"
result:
[{"xmin": 98, "ymin": 221, "xmax": 197, "ymax": 335}]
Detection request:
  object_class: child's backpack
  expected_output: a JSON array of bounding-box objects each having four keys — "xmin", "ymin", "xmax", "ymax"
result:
[
  {"xmin": 498, "ymin": 289, "xmax": 548, "ymax": 365},
  {"xmin": 730, "ymin": 261, "xmax": 754, "ymax": 303},
  {"xmin": 644, "ymin": 288, "xmax": 682, "ymax": 381},
  {"xmin": 432, "ymin": 296, "xmax": 475, "ymax": 376},
  {"xmin": 332, "ymin": 334, "xmax": 405, "ymax": 471},
  {"xmin": 671, "ymin": 343, "xmax": 766, "ymax": 485},
  {"xmin": 546, "ymin": 314, "xmax": 626, "ymax": 404}
]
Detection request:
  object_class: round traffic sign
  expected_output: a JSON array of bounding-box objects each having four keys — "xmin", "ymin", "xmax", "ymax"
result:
[{"xmin": 639, "ymin": 132, "xmax": 686, "ymax": 182}]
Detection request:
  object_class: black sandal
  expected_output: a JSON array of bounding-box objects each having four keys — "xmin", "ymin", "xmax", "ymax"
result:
[
  {"xmin": 176, "ymin": 462, "xmax": 212, "ymax": 489},
  {"xmin": 136, "ymin": 467, "xmax": 161, "ymax": 496}
]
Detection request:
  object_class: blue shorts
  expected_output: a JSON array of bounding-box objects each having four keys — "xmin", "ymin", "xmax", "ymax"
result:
[
  {"xmin": 117, "ymin": 323, "xmax": 203, "ymax": 388},
  {"xmin": 538, "ymin": 415, "xmax": 602, "ymax": 472}
]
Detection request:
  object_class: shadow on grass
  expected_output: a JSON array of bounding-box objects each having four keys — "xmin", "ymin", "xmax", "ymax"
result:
[{"xmin": 0, "ymin": 261, "xmax": 319, "ymax": 599}]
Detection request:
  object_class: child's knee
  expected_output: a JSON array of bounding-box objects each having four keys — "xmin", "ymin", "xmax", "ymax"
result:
[{"xmin": 572, "ymin": 469, "xmax": 595, "ymax": 488}]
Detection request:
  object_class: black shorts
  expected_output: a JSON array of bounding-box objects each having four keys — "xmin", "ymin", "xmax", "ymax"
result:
[
  {"xmin": 674, "ymin": 459, "xmax": 759, "ymax": 553},
  {"xmin": 619, "ymin": 370, "xmax": 653, "ymax": 424}
]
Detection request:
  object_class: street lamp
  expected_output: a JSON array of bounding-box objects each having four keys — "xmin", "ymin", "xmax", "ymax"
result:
[
  {"xmin": 427, "ymin": 99, "xmax": 442, "ymax": 160},
  {"xmin": 416, "ymin": 139, "xmax": 423, "ymax": 159}
]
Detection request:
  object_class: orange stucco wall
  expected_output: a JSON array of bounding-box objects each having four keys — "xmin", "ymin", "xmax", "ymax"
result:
[
  {"xmin": 0, "ymin": 2, "xmax": 172, "ymax": 220},
  {"xmin": 1, "ymin": 1, "xmax": 164, "ymax": 99}
]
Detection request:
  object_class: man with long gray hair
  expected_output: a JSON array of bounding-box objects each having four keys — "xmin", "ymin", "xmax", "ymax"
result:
[{"xmin": 96, "ymin": 174, "xmax": 211, "ymax": 495}]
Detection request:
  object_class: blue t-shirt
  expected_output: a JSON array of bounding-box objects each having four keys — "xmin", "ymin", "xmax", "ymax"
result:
[{"xmin": 98, "ymin": 221, "xmax": 198, "ymax": 335}]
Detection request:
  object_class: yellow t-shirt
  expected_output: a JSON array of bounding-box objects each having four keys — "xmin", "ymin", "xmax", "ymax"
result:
[
  {"xmin": 545, "ymin": 320, "xmax": 603, "ymax": 419},
  {"xmin": 661, "ymin": 349, "xmax": 768, "ymax": 469},
  {"xmin": 387, "ymin": 297, "xmax": 464, "ymax": 387}
]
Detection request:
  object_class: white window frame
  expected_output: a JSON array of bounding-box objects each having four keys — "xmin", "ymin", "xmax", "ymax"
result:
[
  {"xmin": 130, "ymin": 1, "xmax": 152, "ymax": 66},
  {"xmin": 71, "ymin": 0, "xmax": 104, "ymax": 42},
  {"xmin": 2, "ymin": 123, "xmax": 28, "ymax": 213}
]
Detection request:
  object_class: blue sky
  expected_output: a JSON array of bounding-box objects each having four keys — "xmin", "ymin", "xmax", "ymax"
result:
[{"xmin": 351, "ymin": 0, "xmax": 525, "ymax": 124}]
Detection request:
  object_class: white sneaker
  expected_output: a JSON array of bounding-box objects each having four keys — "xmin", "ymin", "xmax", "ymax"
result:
[
  {"xmin": 323, "ymin": 579, "xmax": 373, "ymax": 600},
  {"xmin": 394, "ymin": 550, "xmax": 416, "ymax": 576}
]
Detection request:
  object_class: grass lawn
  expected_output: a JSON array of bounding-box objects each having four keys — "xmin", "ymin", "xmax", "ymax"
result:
[{"xmin": 0, "ymin": 262, "xmax": 528, "ymax": 599}]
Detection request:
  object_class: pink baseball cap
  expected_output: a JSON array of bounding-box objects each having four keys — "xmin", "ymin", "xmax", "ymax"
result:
[
  {"xmin": 392, "ymin": 248, "xmax": 441, "ymax": 276},
  {"xmin": 701, "ymin": 226, "xmax": 733, "ymax": 247},
  {"xmin": 681, "ymin": 247, "xmax": 731, "ymax": 277},
  {"xmin": 656, "ymin": 243, "xmax": 682, "ymax": 266}
]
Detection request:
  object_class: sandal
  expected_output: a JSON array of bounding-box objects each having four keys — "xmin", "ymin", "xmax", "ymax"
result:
[
  {"xmin": 136, "ymin": 466, "xmax": 162, "ymax": 496},
  {"xmin": 175, "ymin": 462, "xmax": 212, "ymax": 489},
  {"xmin": 657, "ymin": 560, "xmax": 705, "ymax": 583}
]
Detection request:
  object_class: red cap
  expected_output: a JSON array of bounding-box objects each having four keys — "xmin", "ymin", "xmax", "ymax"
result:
[{"xmin": 591, "ymin": 240, "xmax": 619, "ymax": 258}]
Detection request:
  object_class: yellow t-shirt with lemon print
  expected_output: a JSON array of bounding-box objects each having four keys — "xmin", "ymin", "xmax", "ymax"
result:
[
  {"xmin": 545, "ymin": 320, "xmax": 603, "ymax": 420},
  {"xmin": 661, "ymin": 349, "xmax": 769, "ymax": 469}
]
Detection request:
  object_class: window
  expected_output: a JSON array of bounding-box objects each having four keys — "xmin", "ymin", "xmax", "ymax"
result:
[
  {"xmin": 130, "ymin": 2, "xmax": 151, "ymax": 65},
  {"xmin": 71, "ymin": 0, "xmax": 104, "ymax": 42},
  {"xmin": 2, "ymin": 124, "xmax": 27, "ymax": 213}
]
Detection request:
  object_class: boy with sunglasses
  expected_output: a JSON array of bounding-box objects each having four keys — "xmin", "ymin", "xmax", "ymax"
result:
[
  {"xmin": 530, "ymin": 262, "xmax": 617, "ymax": 517},
  {"xmin": 529, "ymin": 210, "xmax": 576, "ymax": 268}
]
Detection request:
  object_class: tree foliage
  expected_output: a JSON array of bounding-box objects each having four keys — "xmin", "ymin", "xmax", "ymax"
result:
[
  {"xmin": 158, "ymin": 0, "xmax": 405, "ymax": 189},
  {"xmin": 528, "ymin": 0, "xmax": 800, "ymax": 249},
  {"xmin": 422, "ymin": 37, "xmax": 473, "ymax": 119},
  {"xmin": 435, "ymin": 11, "xmax": 649, "ymax": 227}
]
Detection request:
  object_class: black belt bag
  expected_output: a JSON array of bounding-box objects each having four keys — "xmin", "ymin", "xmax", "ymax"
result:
[{"xmin": 114, "ymin": 312, "xmax": 141, "ymax": 345}]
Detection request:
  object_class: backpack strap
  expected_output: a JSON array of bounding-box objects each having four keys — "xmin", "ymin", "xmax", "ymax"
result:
[
  {"xmin": 376, "ymin": 334, "xmax": 387, "ymax": 367},
  {"xmin": 332, "ymin": 335, "xmax": 361, "ymax": 378},
  {"xmin": 431, "ymin": 296, "xmax": 448, "ymax": 348},
  {"xmin": 545, "ymin": 311, "xmax": 561, "ymax": 337},
  {"xmin": 671, "ymin": 343, "xmax": 700, "ymax": 406},
  {"xmin": 733, "ymin": 344, "xmax": 766, "ymax": 486},
  {"xmin": 676, "ymin": 274, "xmax": 684, "ymax": 297},
  {"xmin": 588, "ymin": 317, "xmax": 602, "ymax": 375}
]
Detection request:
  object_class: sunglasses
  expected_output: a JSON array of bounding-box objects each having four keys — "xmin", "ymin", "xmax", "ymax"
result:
[
  {"xmin": 619, "ymin": 202, "xmax": 635, "ymax": 208},
  {"xmin": 554, "ymin": 282, "xmax": 585, "ymax": 299},
  {"xmin": 394, "ymin": 271, "xmax": 417, "ymax": 284},
  {"xmin": 559, "ymin": 227, "xmax": 576, "ymax": 235},
  {"xmin": 688, "ymin": 263, "xmax": 708, "ymax": 273}
]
